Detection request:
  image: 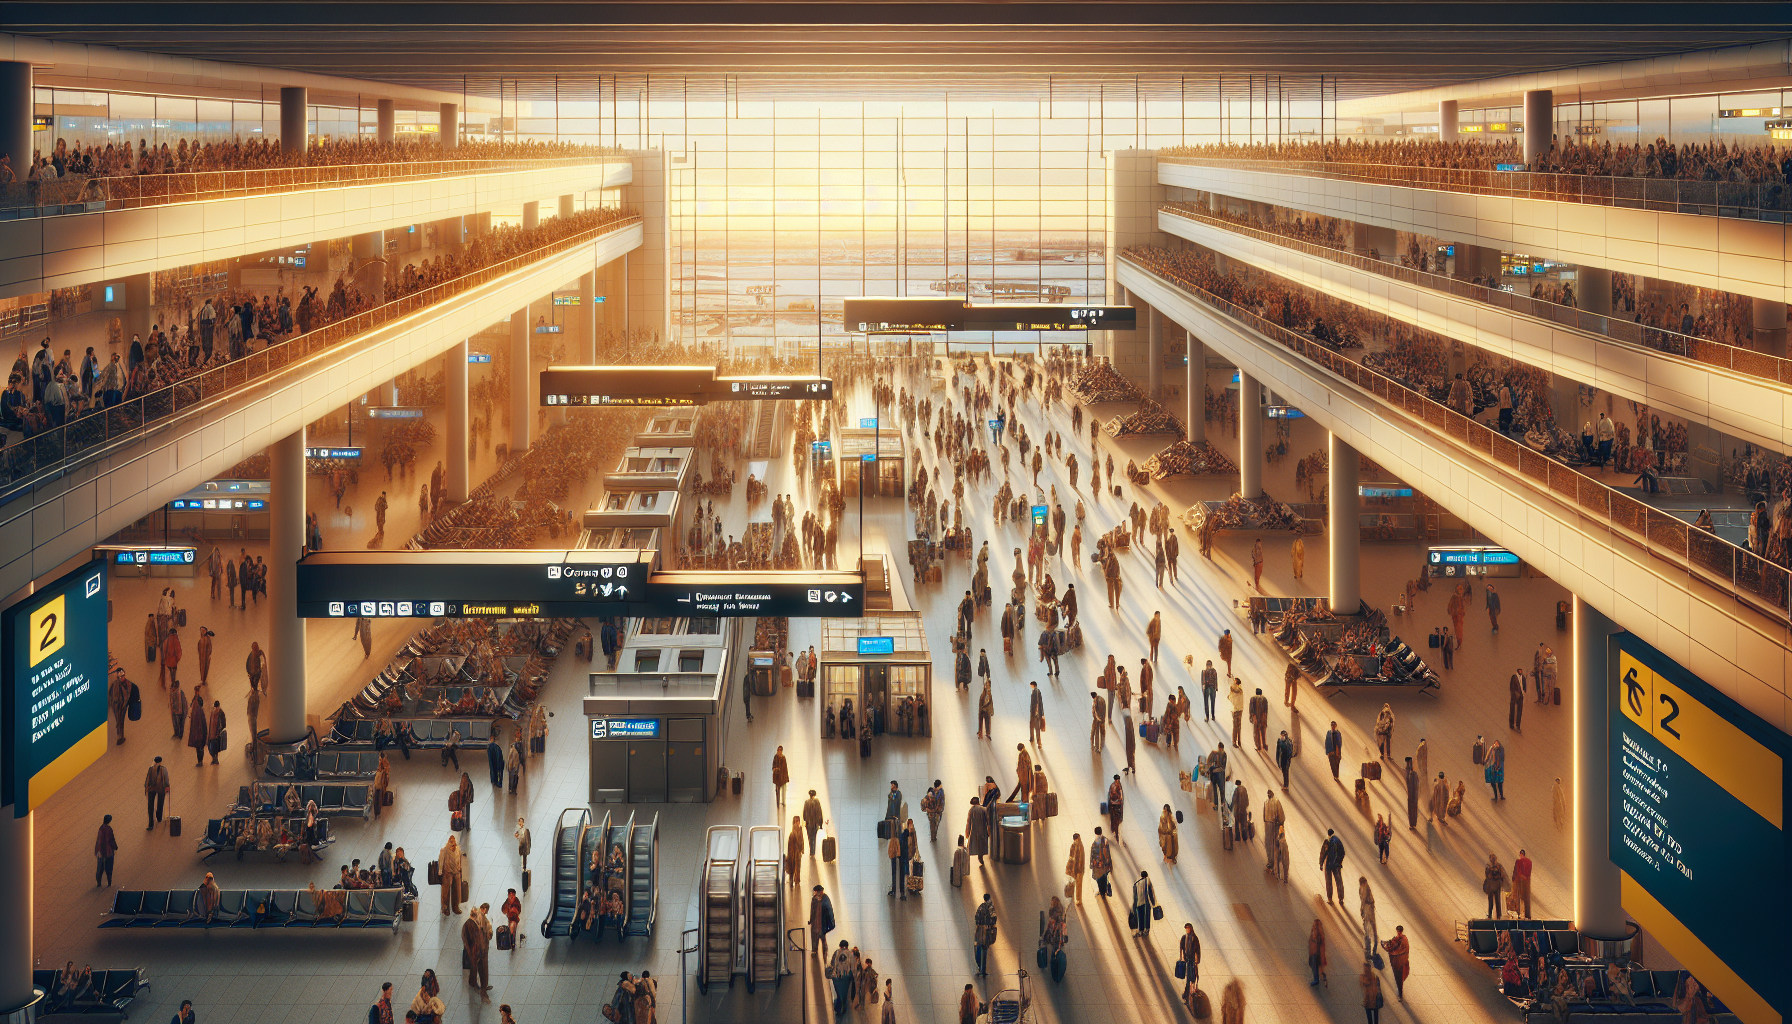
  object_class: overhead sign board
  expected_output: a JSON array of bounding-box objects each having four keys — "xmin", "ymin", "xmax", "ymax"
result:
[
  {"xmin": 305, "ymin": 447, "xmax": 364, "ymax": 460},
  {"xmin": 857, "ymin": 636, "xmax": 895, "ymax": 656},
  {"xmin": 1611, "ymin": 632, "xmax": 1789, "ymax": 1024},
  {"xmin": 368, "ymin": 407, "xmax": 426, "ymax": 420},
  {"xmin": 3, "ymin": 559, "xmax": 109, "ymax": 816},
  {"xmin": 1424, "ymin": 546, "xmax": 1521, "ymax": 578},
  {"xmin": 539, "ymin": 366, "xmax": 833, "ymax": 407},
  {"xmin": 842, "ymin": 297, "xmax": 1136, "ymax": 334},
  {"xmin": 109, "ymin": 548, "xmax": 196, "ymax": 567},
  {"xmin": 591, "ymin": 717, "xmax": 659, "ymax": 739},
  {"xmin": 649, "ymin": 572, "xmax": 864, "ymax": 618},
  {"xmin": 467, "ymin": 353, "xmax": 492, "ymax": 364}
]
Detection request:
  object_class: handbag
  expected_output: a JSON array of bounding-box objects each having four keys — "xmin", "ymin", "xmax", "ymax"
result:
[
  {"xmin": 1175, "ymin": 961, "xmax": 1187, "ymax": 980},
  {"xmin": 1037, "ymin": 947, "xmax": 1048, "ymax": 969},
  {"xmin": 1153, "ymin": 906, "xmax": 1164, "ymax": 921},
  {"xmin": 428, "ymin": 860, "xmax": 441, "ymax": 885}
]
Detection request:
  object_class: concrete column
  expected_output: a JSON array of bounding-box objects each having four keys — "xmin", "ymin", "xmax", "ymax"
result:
[
  {"xmin": 1437, "ymin": 100, "xmax": 1459, "ymax": 140},
  {"xmin": 439, "ymin": 103, "xmax": 459, "ymax": 150},
  {"xmin": 0, "ymin": 61, "xmax": 30, "ymax": 183},
  {"xmin": 1238, "ymin": 370, "xmax": 1263, "ymax": 497},
  {"xmin": 559, "ymin": 193, "xmax": 575, "ymax": 220},
  {"xmin": 1573, "ymin": 597, "xmax": 1626, "ymax": 939},
  {"xmin": 267, "ymin": 430, "xmax": 309, "ymax": 744},
  {"xmin": 376, "ymin": 99, "xmax": 395, "ymax": 144},
  {"xmin": 351, "ymin": 231, "xmax": 386, "ymax": 302},
  {"xmin": 1753, "ymin": 297, "xmax": 1787, "ymax": 357},
  {"xmin": 1328, "ymin": 432, "xmax": 1361, "ymax": 614},
  {"xmin": 0, "ymin": 809, "xmax": 33, "ymax": 1014},
  {"xmin": 510, "ymin": 308, "xmax": 532, "ymax": 453},
  {"xmin": 1364, "ymin": 224, "xmax": 1398, "ymax": 260},
  {"xmin": 1146, "ymin": 304, "xmax": 1164, "ymax": 401},
  {"xmin": 1523, "ymin": 89, "xmax": 1553, "ymax": 167},
  {"xmin": 523, "ymin": 201, "xmax": 540, "ymax": 231},
  {"xmin": 447, "ymin": 341, "xmax": 470, "ymax": 503},
  {"xmin": 122, "ymin": 272, "xmax": 154, "ymax": 343},
  {"xmin": 1185, "ymin": 332, "xmax": 1206, "ymax": 445},
  {"xmin": 1580, "ymin": 266, "xmax": 1613, "ymax": 317},
  {"xmin": 279, "ymin": 87, "xmax": 308, "ymax": 154},
  {"xmin": 579, "ymin": 270, "xmax": 598, "ymax": 363}
]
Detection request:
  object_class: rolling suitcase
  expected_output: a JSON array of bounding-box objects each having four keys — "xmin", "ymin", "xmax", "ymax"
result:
[
  {"xmin": 522, "ymin": 869, "xmax": 532, "ymax": 892},
  {"xmin": 1051, "ymin": 949, "xmax": 1067, "ymax": 983},
  {"xmin": 452, "ymin": 812, "xmax": 467, "ymax": 831},
  {"xmin": 177, "ymin": 607, "xmax": 187, "ymax": 627},
  {"xmin": 822, "ymin": 834, "xmax": 837, "ymax": 862},
  {"xmin": 496, "ymin": 925, "xmax": 514, "ymax": 950},
  {"xmin": 1037, "ymin": 792, "xmax": 1058, "ymax": 818},
  {"xmin": 169, "ymin": 816, "xmax": 182, "ymax": 838},
  {"xmin": 1220, "ymin": 823, "xmax": 1232, "ymax": 850},
  {"xmin": 878, "ymin": 819, "xmax": 892, "ymax": 840},
  {"xmin": 1360, "ymin": 761, "xmax": 1382, "ymax": 781},
  {"xmin": 460, "ymin": 879, "xmax": 469, "ymax": 903},
  {"xmin": 429, "ymin": 860, "xmax": 442, "ymax": 885}
]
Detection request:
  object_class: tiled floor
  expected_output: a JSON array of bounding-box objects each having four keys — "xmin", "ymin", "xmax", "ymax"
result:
[{"xmin": 48, "ymin": 356, "xmax": 1629, "ymax": 1024}]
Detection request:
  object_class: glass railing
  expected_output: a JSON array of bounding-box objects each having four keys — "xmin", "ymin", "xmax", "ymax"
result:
[
  {"xmin": 0, "ymin": 156, "xmax": 623, "ymax": 219},
  {"xmin": 1120, "ymin": 250, "xmax": 1792, "ymax": 628},
  {"xmin": 1157, "ymin": 156, "xmax": 1792, "ymax": 222},
  {"xmin": 0, "ymin": 211, "xmax": 641, "ymax": 493},
  {"xmin": 1158, "ymin": 202, "xmax": 1792, "ymax": 388}
]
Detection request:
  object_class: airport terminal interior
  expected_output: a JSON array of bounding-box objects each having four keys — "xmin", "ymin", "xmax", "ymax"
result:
[{"xmin": 3, "ymin": 4, "xmax": 1792, "ymax": 1023}]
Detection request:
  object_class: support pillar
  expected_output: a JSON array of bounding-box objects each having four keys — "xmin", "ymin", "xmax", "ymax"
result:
[
  {"xmin": 439, "ymin": 103, "xmax": 459, "ymax": 150},
  {"xmin": 1328, "ymin": 432, "xmax": 1361, "ymax": 613},
  {"xmin": 0, "ymin": 61, "xmax": 30, "ymax": 183},
  {"xmin": 376, "ymin": 100, "xmax": 395, "ymax": 144},
  {"xmin": 447, "ymin": 341, "xmax": 470, "ymax": 503},
  {"xmin": 523, "ymin": 201, "xmax": 540, "ymax": 231},
  {"xmin": 559, "ymin": 194, "xmax": 575, "ymax": 220},
  {"xmin": 1146, "ymin": 304, "xmax": 1164, "ymax": 401},
  {"xmin": 351, "ymin": 231, "xmax": 386, "ymax": 302},
  {"xmin": 1573, "ymin": 597, "xmax": 1626, "ymax": 939},
  {"xmin": 279, "ymin": 87, "xmax": 308, "ymax": 155},
  {"xmin": 1523, "ymin": 90, "xmax": 1553, "ymax": 167},
  {"xmin": 267, "ymin": 430, "xmax": 309, "ymax": 744},
  {"xmin": 0, "ymin": 807, "xmax": 33, "ymax": 1016},
  {"xmin": 1580, "ymin": 266, "xmax": 1613, "ymax": 317},
  {"xmin": 1437, "ymin": 99, "xmax": 1459, "ymax": 139},
  {"xmin": 510, "ymin": 308, "xmax": 532, "ymax": 453},
  {"xmin": 1185, "ymin": 332, "xmax": 1206, "ymax": 445},
  {"xmin": 1238, "ymin": 370, "xmax": 1263, "ymax": 498},
  {"xmin": 1753, "ymin": 298, "xmax": 1787, "ymax": 357},
  {"xmin": 122, "ymin": 272, "xmax": 154, "ymax": 344},
  {"xmin": 579, "ymin": 270, "xmax": 598, "ymax": 363}
]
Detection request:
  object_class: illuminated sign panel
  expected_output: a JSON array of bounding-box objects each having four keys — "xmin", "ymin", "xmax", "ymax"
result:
[
  {"xmin": 1610, "ymin": 632, "xmax": 1789, "ymax": 1024},
  {"xmin": 1424, "ymin": 546, "xmax": 1521, "ymax": 577},
  {"xmin": 540, "ymin": 367, "xmax": 833, "ymax": 407},
  {"xmin": 3, "ymin": 560, "xmax": 109, "ymax": 816},
  {"xmin": 842, "ymin": 297, "xmax": 1136, "ymax": 334}
]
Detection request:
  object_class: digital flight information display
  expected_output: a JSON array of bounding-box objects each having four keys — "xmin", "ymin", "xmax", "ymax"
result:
[
  {"xmin": 3, "ymin": 559, "xmax": 109, "ymax": 817},
  {"xmin": 540, "ymin": 366, "xmax": 832, "ymax": 407},
  {"xmin": 296, "ymin": 550, "xmax": 649, "ymax": 617},
  {"xmin": 1610, "ymin": 632, "xmax": 1789, "ymax": 1024}
]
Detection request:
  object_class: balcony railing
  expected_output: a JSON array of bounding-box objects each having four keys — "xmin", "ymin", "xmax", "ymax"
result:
[
  {"xmin": 0, "ymin": 157, "xmax": 620, "ymax": 219},
  {"xmin": 1159, "ymin": 203, "xmax": 1792, "ymax": 388},
  {"xmin": 1158, "ymin": 156, "xmax": 1792, "ymax": 223},
  {"xmin": 0, "ymin": 214, "xmax": 641, "ymax": 494},
  {"xmin": 1121, "ymin": 252, "xmax": 1792, "ymax": 628}
]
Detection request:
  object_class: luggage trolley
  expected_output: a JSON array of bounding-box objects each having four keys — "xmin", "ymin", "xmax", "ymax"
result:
[
  {"xmin": 987, "ymin": 968, "xmax": 1034, "ymax": 1024},
  {"xmin": 745, "ymin": 825, "xmax": 787, "ymax": 991},
  {"xmin": 698, "ymin": 826, "xmax": 742, "ymax": 993}
]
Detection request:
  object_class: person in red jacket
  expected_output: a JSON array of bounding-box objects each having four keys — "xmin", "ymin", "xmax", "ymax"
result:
[
  {"xmin": 1511, "ymin": 849, "xmax": 1533, "ymax": 918},
  {"xmin": 159, "ymin": 626, "xmax": 182, "ymax": 689}
]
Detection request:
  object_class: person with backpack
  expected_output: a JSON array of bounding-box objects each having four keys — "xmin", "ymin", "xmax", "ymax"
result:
[
  {"xmin": 1131, "ymin": 871, "xmax": 1157, "ymax": 938},
  {"xmin": 972, "ymin": 893, "xmax": 997, "ymax": 976},
  {"xmin": 1319, "ymin": 829, "xmax": 1346, "ymax": 904}
]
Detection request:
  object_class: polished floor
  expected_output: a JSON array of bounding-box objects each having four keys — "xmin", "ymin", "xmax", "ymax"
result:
[{"xmin": 48, "ymin": 356, "xmax": 1623, "ymax": 1024}]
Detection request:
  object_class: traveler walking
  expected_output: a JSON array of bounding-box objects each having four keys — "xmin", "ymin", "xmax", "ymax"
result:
[
  {"xmin": 1381, "ymin": 925, "xmax": 1412, "ymax": 1001},
  {"xmin": 1482, "ymin": 853, "xmax": 1509, "ymax": 920},
  {"xmin": 809, "ymin": 885, "xmax": 835, "ymax": 952},
  {"xmin": 1318, "ymin": 829, "xmax": 1346, "ymax": 904},
  {"xmin": 1090, "ymin": 827, "xmax": 1113, "ymax": 897},
  {"xmin": 1065, "ymin": 832, "xmax": 1085, "ymax": 904},
  {"xmin": 803, "ymin": 790, "xmax": 824, "ymax": 853},
  {"xmin": 1325, "ymin": 721, "xmax": 1343, "ymax": 780},
  {"xmin": 972, "ymin": 893, "xmax": 997, "ymax": 976},
  {"xmin": 94, "ymin": 814, "xmax": 117, "ymax": 886},
  {"xmin": 1228, "ymin": 679, "xmax": 1245, "ymax": 747},
  {"xmin": 1131, "ymin": 871, "xmax": 1157, "ymax": 938}
]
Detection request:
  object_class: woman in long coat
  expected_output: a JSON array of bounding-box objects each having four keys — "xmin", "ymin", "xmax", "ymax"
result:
[
  {"xmin": 965, "ymin": 799, "xmax": 990, "ymax": 859},
  {"xmin": 1064, "ymin": 833, "xmax": 1086, "ymax": 904},
  {"xmin": 186, "ymin": 692, "xmax": 208, "ymax": 765},
  {"xmin": 1157, "ymin": 805, "xmax": 1178, "ymax": 863}
]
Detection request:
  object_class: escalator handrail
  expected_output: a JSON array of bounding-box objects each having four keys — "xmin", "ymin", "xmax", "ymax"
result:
[{"xmin": 540, "ymin": 806, "xmax": 591, "ymax": 937}]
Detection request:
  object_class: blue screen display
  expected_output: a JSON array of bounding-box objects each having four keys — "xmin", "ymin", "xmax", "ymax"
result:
[{"xmin": 857, "ymin": 636, "xmax": 895, "ymax": 655}]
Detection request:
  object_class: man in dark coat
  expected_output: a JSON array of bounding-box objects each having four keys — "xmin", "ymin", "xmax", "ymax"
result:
[
  {"xmin": 487, "ymin": 730, "xmax": 506, "ymax": 787},
  {"xmin": 1404, "ymin": 757, "xmax": 1420, "ymax": 830}
]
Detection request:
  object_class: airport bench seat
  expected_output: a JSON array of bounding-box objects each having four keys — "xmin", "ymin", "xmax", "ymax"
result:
[{"xmin": 99, "ymin": 888, "xmax": 404, "ymax": 930}]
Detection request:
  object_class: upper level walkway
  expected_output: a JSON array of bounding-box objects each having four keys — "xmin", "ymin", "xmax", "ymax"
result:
[
  {"xmin": 1156, "ymin": 202, "xmax": 1792, "ymax": 458},
  {"xmin": 0, "ymin": 154, "xmax": 633, "ymax": 299},
  {"xmin": 1159, "ymin": 158, "xmax": 1792, "ymax": 306}
]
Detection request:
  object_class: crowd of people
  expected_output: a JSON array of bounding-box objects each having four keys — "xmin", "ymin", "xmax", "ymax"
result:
[
  {"xmin": 1161, "ymin": 135, "xmax": 1792, "ymax": 185},
  {"xmin": 0, "ymin": 205, "xmax": 637, "ymax": 449},
  {"xmin": 4, "ymin": 135, "xmax": 626, "ymax": 202}
]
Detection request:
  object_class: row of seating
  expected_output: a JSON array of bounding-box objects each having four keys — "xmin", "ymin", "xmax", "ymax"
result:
[
  {"xmin": 264, "ymin": 749, "xmax": 380, "ymax": 780},
  {"xmin": 99, "ymin": 888, "xmax": 405, "ymax": 929},
  {"xmin": 325, "ymin": 718, "xmax": 495, "ymax": 749},
  {"xmin": 199, "ymin": 816, "xmax": 336, "ymax": 861},
  {"xmin": 236, "ymin": 782, "xmax": 370, "ymax": 817},
  {"xmin": 31, "ymin": 968, "xmax": 146, "ymax": 1018}
]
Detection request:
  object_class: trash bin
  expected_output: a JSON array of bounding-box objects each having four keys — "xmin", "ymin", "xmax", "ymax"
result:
[{"xmin": 998, "ymin": 814, "xmax": 1031, "ymax": 864}]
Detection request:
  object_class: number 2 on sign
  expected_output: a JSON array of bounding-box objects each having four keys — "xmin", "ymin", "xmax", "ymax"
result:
[
  {"xmin": 27, "ymin": 595, "xmax": 65, "ymax": 669},
  {"xmin": 1658, "ymin": 694, "xmax": 1681, "ymax": 739}
]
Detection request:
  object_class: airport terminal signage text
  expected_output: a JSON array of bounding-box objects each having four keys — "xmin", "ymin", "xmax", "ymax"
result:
[
  {"xmin": 1609, "ymin": 632, "xmax": 1790, "ymax": 1023},
  {"xmin": 3, "ymin": 560, "xmax": 109, "ymax": 816},
  {"xmin": 540, "ymin": 366, "xmax": 832, "ymax": 407},
  {"xmin": 842, "ymin": 297, "xmax": 1136, "ymax": 334},
  {"xmin": 1424, "ymin": 546, "xmax": 1521, "ymax": 578}
]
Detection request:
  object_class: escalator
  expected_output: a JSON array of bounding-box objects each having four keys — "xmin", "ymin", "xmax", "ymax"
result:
[
  {"xmin": 581, "ymin": 811, "xmax": 610, "ymax": 897},
  {"xmin": 625, "ymin": 813, "xmax": 659, "ymax": 937},
  {"xmin": 539, "ymin": 807, "xmax": 591, "ymax": 938},
  {"xmin": 745, "ymin": 825, "xmax": 786, "ymax": 991},
  {"xmin": 606, "ymin": 811, "xmax": 634, "ymax": 931},
  {"xmin": 698, "ymin": 826, "xmax": 741, "ymax": 993},
  {"xmin": 749, "ymin": 403, "xmax": 776, "ymax": 459}
]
